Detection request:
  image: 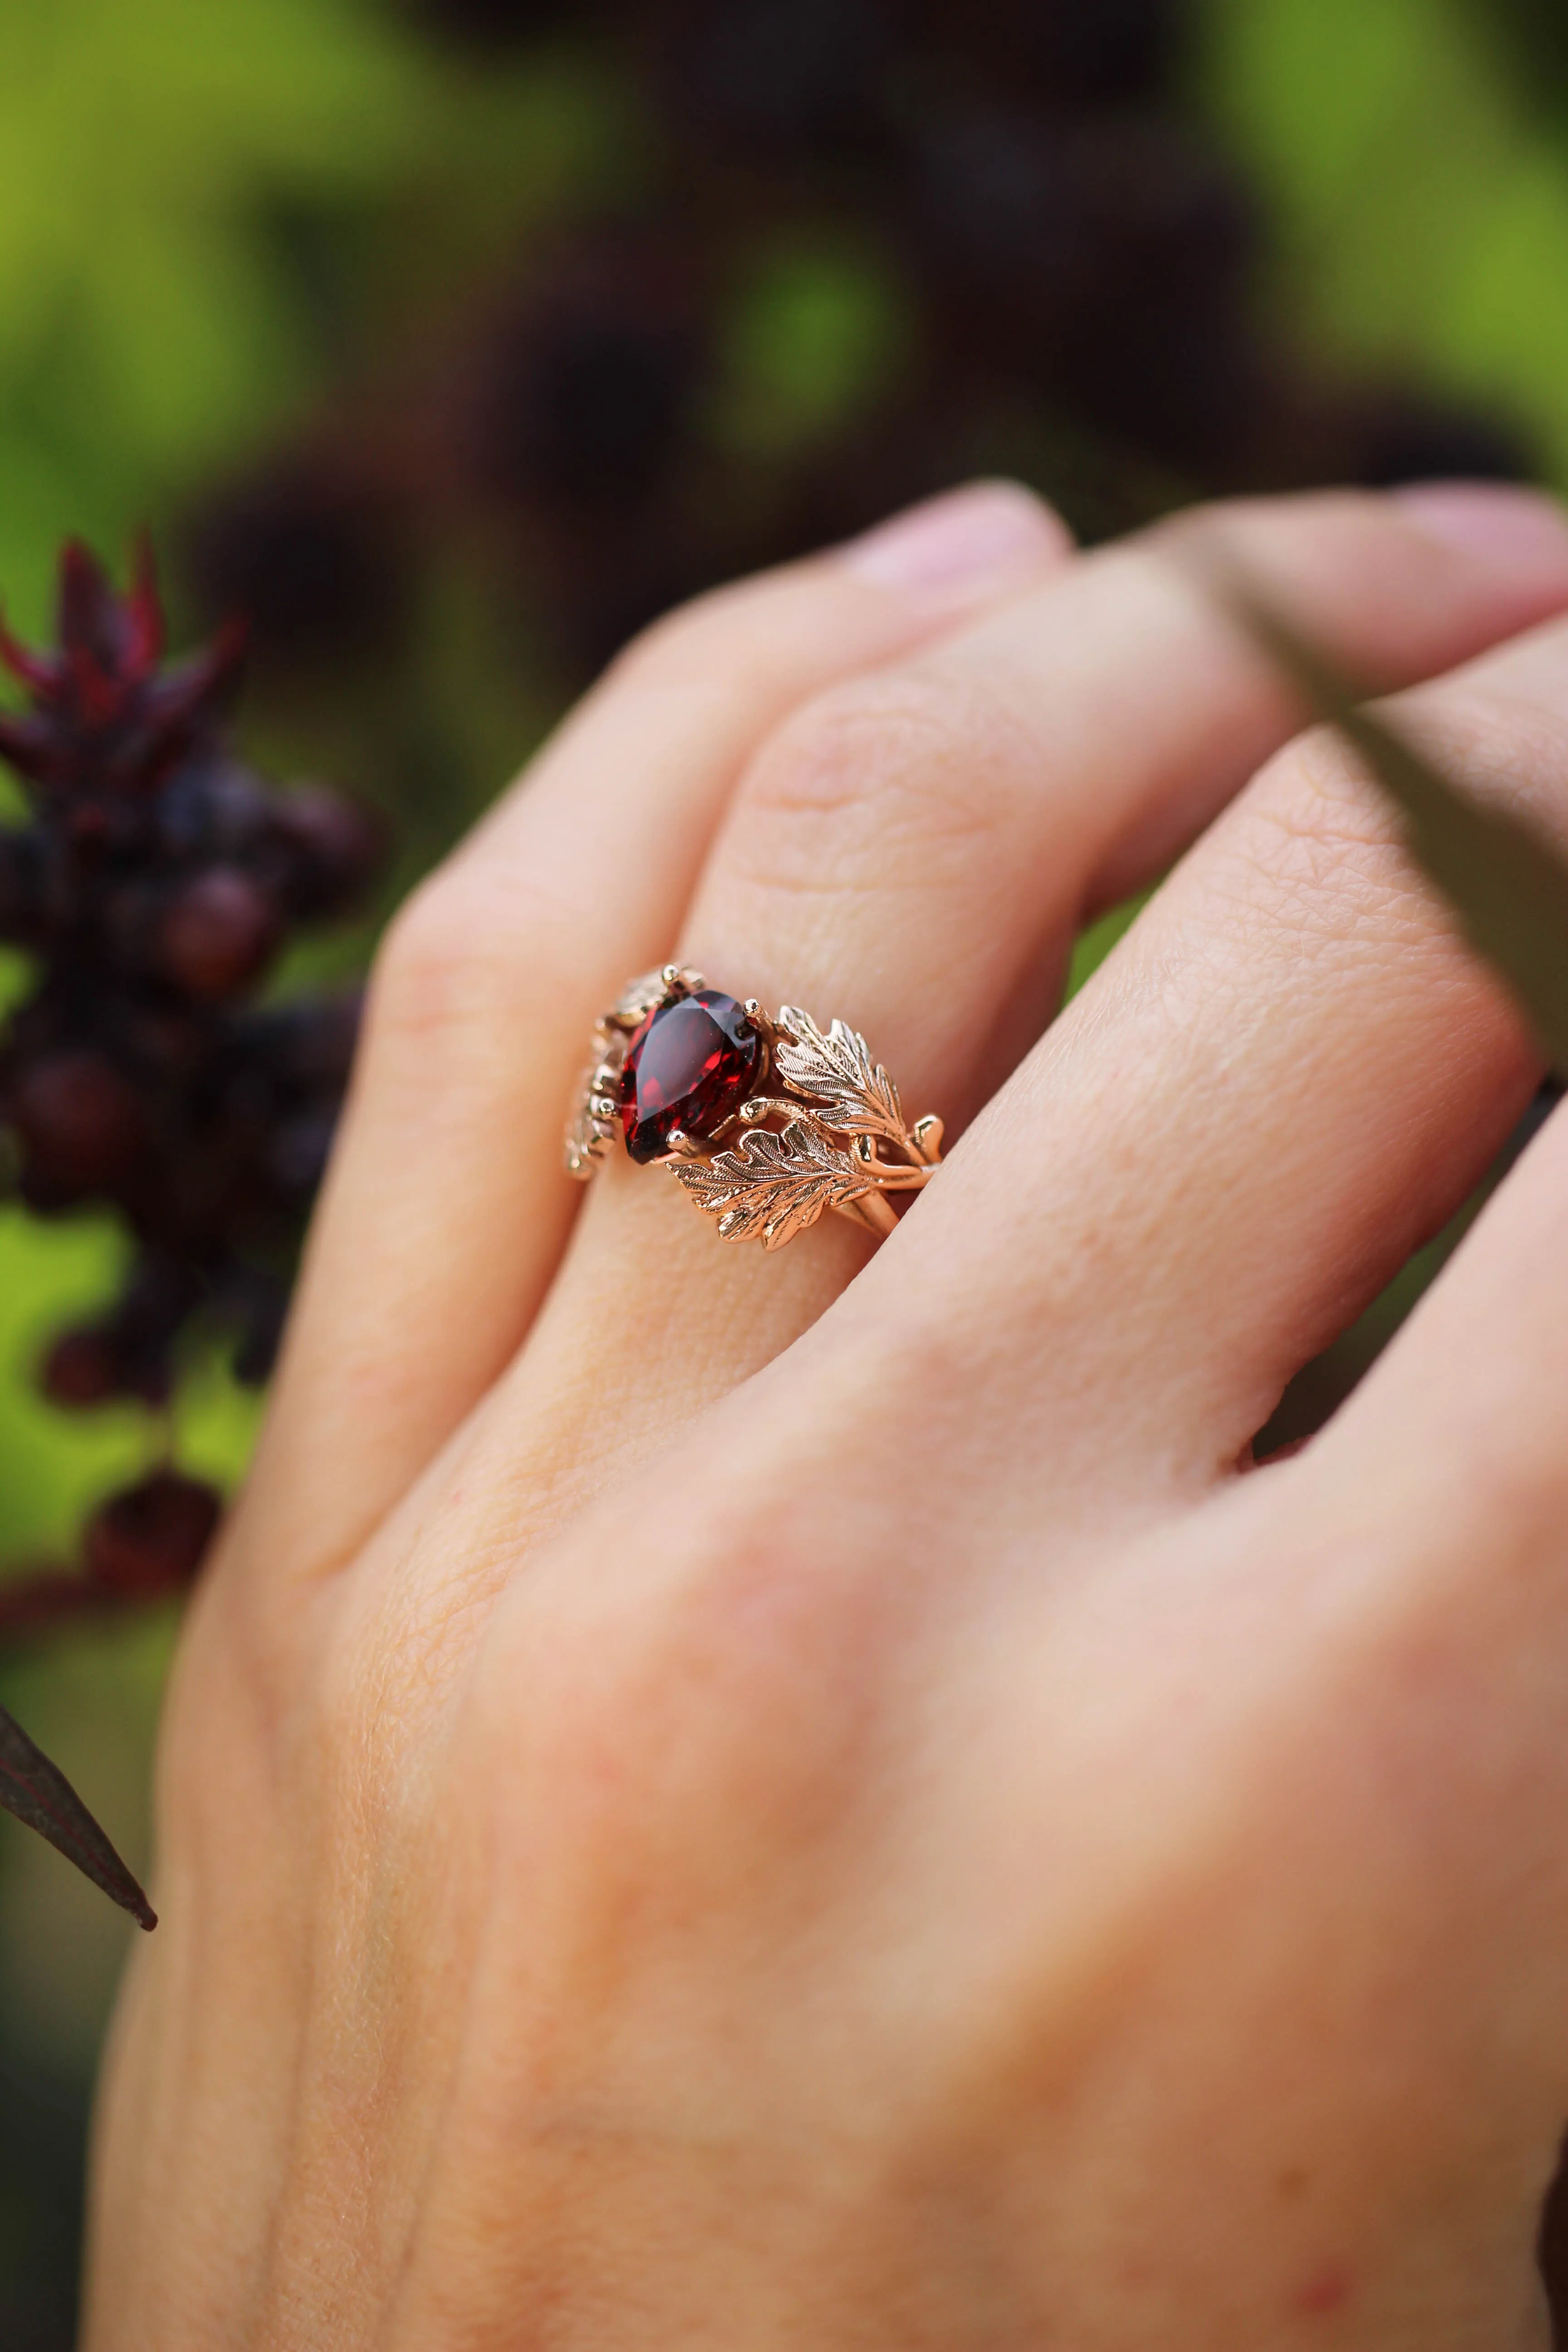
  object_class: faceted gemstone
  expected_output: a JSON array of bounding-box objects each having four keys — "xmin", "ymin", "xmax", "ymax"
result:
[{"xmin": 620, "ymin": 988, "xmax": 760, "ymax": 1163}]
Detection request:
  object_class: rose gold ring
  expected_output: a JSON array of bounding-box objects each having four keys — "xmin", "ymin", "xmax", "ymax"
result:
[{"xmin": 564, "ymin": 966, "xmax": 943, "ymax": 1251}]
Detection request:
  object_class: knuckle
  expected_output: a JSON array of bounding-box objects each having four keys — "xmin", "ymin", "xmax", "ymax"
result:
[
  {"xmin": 1416, "ymin": 1428, "xmax": 1568, "ymax": 1567},
  {"xmin": 1254, "ymin": 728, "xmax": 1402, "ymax": 872},
  {"xmin": 494, "ymin": 1518, "xmax": 904, "ymax": 1894},
  {"xmin": 366, "ymin": 867, "xmax": 518, "ymax": 1055},
  {"xmin": 1141, "ymin": 489, "xmax": 1384, "ymax": 573},
  {"xmin": 733, "ymin": 669, "xmax": 1029, "ymax": 893},
  {"xmin": 1223, "ymin": 730, "xmax": 1428, "ymax": 966},
  {"xmin": 597, "ymin": 573, "xmax": 774, "ymax": 693},
  {"xmin": 1233, "ymin": 691, "xmax": 1556, "ymax": 975}
]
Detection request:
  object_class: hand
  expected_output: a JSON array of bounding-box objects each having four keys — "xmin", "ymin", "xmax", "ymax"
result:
[{"xmin": 84, "ymin": 479, "xmax": 1568, "ymax": 2348}]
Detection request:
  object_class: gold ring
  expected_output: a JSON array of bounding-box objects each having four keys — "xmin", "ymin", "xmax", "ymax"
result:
[{"xmin": 565, "ymin": 967, "xmax": 943, "ymax": 1251}]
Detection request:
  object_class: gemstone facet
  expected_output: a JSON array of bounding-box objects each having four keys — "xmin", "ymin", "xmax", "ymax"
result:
[{"xmin": 620, "ymin": 989, "xmax": 761, "ymax": 1164}]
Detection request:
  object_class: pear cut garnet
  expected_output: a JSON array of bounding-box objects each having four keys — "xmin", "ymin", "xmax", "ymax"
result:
[{"xmin": 620, "ymin": 989, "xmax": 761, "ymax": 1164}]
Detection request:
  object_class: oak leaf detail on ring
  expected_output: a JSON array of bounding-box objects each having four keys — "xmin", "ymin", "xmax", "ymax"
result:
[
  {"xmin": 668, "ymin": 1119, "xmax": 872, "ymax": 1249},
  {"xmin": 773, "ymin": 1006, "xmax": 908, "ymax": 1142}
]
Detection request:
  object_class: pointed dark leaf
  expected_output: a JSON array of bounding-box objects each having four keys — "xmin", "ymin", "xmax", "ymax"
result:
[
  {"xmin": 0, "ymin": 1702, "xmax": 155, "ymax": 1929},
  {"xmin": 141, "ymin": 618, "xmax": 248, "ymax": 746},
  {"xmin": 0, "ymin": 709, "xmax": 59, "ymax": 785},
  {"xmin": 57, "ymin": 539, "xmax": 123, "ymax": 669},
  {"xmin": 124, "ymin": 530, "xmax": 166, "ymax": 677},
  {"xmin": 1204, "ymin": 557, "xmax": 1568, "ymax": 1076},
  {"xmin": 0, "ymin": 608, "xmax": 60, "ymax": 697}
]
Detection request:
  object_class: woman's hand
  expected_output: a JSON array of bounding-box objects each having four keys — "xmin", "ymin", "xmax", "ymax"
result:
[{"xmin": 84, "ymin": 479, "xmax": 1568, "ymax": 2348}]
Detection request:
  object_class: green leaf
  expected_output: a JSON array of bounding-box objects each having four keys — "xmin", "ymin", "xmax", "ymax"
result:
[
  {"xmin": 0, "ymin": 1701, "xmax": 154, "ymax": 1930},
  {"xmin": 1211, "ymin": 566, "xmax": 1568, "ymax": 1073}
]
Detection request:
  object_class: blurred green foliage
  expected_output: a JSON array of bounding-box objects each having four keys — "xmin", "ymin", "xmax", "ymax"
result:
[
  {"xmin": 0, "ymin": 0, "xmax": 1564, "ymax": 2333},
  {"xmin": 1208, "ymin": 0, "xmax": 1568, "ymax": 479},
  {"xmin": 0, "ymin": 0, "xmax": 421, "ymax": 624},
  {"xmin": 0, "ymin": 0, "xmax": 625, "ymax": 629},
  {"xmin": 716, "ymin": 238, "xmax": 916, "ymax": 462}
]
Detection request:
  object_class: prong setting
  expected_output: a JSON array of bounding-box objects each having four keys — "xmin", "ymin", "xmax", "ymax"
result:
[
  {"xmin": 653, "ymin": 1129, "xmax": 705, "ymax": 1162},
  {"xmin": 566, "ymin": 975, "xmax": 942, "ymax": 1243}
]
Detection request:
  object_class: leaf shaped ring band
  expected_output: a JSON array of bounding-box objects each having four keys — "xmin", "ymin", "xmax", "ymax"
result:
[{"xmin": 564, "ymin": 966, "xmax": 944, "ymax": 1250}]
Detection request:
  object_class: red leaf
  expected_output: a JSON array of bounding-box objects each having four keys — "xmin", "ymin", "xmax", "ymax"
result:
[
  {"xmin": 0, "ymin": 608, "xmax": 59, "ymax": 697},
  {"xmin": 124, "ymin": 530, "xmax": 166, "ymax": 677},
  {"xmin": 58, "ymin": 540, "xmax": 121, "ymax": 663},
  {"xmin": 0, "ymin": 709, "xmax": 57, "ymax": 784}
]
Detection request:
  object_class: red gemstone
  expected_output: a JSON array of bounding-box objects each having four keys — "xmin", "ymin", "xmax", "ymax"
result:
[{"xmin": 621, "ymin": 989, "xmax": 761, "ymax": 1163}]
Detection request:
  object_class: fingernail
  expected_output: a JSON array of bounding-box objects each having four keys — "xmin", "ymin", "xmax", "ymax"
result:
[
  {"xmin": 841, "ymin": 481, "xmax": 1067, "ymax": 603},
  {"xmin": 1393, "ymin": 480, "xmax": 1568, "ymax": 569}
]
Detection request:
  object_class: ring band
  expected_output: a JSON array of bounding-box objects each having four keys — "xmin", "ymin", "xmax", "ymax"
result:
[{"xmin": 565, "ymin": 967, "xmax": 943, "ymax": 1251}]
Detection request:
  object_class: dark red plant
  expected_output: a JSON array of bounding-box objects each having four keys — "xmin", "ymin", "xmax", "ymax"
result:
[{"xmin": 0, "ymin": 540, "xmax": 386, "ymax": 1922}]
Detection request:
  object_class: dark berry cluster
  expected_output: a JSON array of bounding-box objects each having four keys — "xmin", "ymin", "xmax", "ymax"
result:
[
  {"xmin": 0, "ymin": 541, "xmax": 382, "ymax": 1607},
  {"xmin": 245, "ymin": 0, "xmax": 1525, "ymax": 707}
]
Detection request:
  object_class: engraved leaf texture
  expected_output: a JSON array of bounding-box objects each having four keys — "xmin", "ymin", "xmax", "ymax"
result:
[
  {"xmin": 668, "ymin": 1121, "xmax": 869, "ymax": 1249},
  {"xmin": 774, "ymin": 1008, "xmax": 906, "ymax": 1142}
]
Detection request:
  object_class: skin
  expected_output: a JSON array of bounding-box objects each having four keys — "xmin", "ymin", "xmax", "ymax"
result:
[{"xmin": 80, "ymin": 477, "xmax": 1568, "ymax": 2347}]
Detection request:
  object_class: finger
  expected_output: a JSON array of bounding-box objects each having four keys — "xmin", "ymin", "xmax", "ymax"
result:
[
  {"xmin": 250, "ymin": 485, "xmax": 1073, "ymax": 1578},
  {"xmin": 1315, "ymin": 1089, "xmax": 1568, "ymax": 1535},
  {"xmin": 454, "ymin": 486, "xmax": 1568, "ymax": 1570},
  {"xmin": 878, "ymin": 550, "xmax": 1568, "ymax": 1523}
]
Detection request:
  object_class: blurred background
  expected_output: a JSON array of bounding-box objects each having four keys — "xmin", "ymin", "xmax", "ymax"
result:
[{"xmin": 0, "ymin": 0, "xmax": 1566, "ymax": 2335}]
